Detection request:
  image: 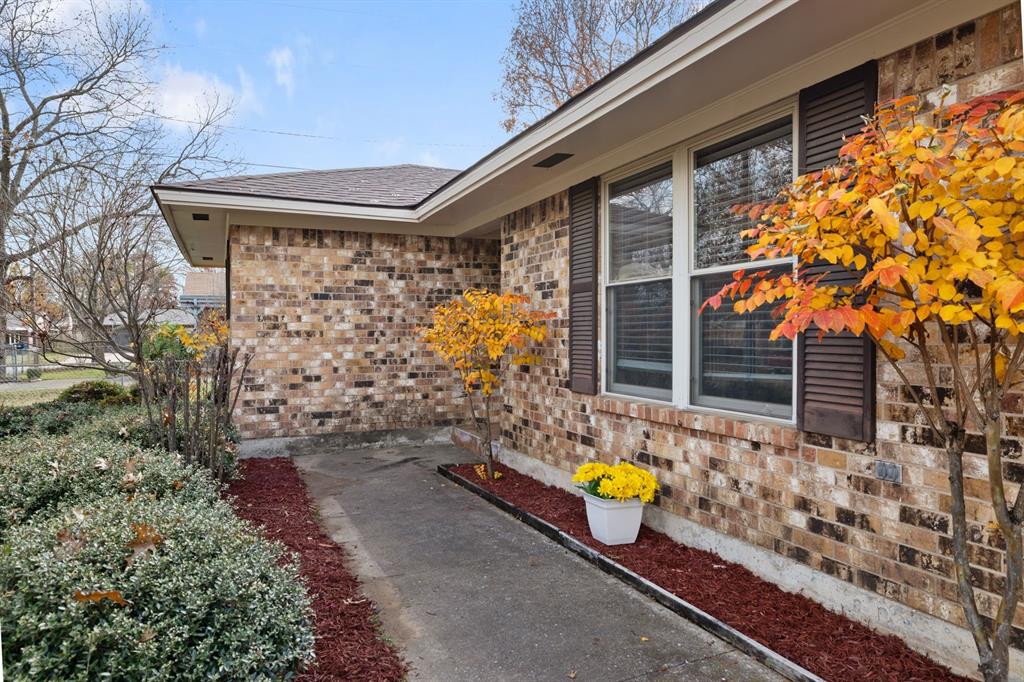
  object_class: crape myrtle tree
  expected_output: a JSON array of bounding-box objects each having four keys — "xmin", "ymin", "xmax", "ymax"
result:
[
  {"xmin": 703, "ymin": 91, "xmax": 1024, "ymax": 681},
  {"xmin": 420, "ymin": 289, "xmax": 553, "ymax": 479}
]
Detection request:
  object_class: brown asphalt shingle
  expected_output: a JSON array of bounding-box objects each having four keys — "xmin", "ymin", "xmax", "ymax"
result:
[{"xmin": 155, "ymin": 163, "xmax": 460, "ymax": 208}]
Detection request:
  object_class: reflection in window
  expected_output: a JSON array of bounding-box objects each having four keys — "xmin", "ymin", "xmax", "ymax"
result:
[
  {"xmin": 608, "ymin": 163, "xmax": 672, "ymax": 282},
  {"xmin": 693, "ymin": 119, "xmax": 792, "ymax": 270}
]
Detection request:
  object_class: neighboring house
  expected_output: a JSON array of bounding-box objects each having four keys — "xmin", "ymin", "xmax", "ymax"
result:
[
  {"xmin": 179, "ymin": 270, "xmax": 226, "ymax": 317},
  {"xmin": 153, "ymin": 0, "xmax": 1024, "ymax": 675},
  {"xmin": 102, "ymin": 309, "xmax": 197, "ymax": 352}
]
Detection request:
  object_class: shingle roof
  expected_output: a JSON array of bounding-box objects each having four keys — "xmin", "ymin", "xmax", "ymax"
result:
[{"xmin": 156, "ymin": 164, "xmax": 460, "ymax": 208}]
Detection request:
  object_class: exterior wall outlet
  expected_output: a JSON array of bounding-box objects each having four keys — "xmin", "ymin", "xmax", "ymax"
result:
[{"xmin": 875, "ymin": 460, "xmax": 902, "ymax": 484}]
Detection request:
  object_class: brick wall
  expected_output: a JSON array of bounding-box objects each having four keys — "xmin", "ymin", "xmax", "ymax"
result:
[
  {"xmin": 229, "ymin": 226, "xmax": 499, "ymax": 439},
  {"xmin": 499, "ymin": 5, "xmax": 1024, "ymax": 646},
  {"xmin": 878, "ymin": 3, "xmax": 1022, "ymax": 104}
]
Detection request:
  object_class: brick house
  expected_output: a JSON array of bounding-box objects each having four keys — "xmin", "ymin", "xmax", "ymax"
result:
[{"xmin": 153, "ymin": 0, "xmax": 1024, "ymax": 675}]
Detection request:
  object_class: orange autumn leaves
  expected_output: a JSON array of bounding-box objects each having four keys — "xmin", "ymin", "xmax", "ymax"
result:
[
  {"xmin": 703, "ymin": 90, "xmax": 1024, "ymax": 364},
  {"xmin": 419, "ymin": 289, "xmax": 553, "ymax": 397},
  {"xmin": 69, "ymin": 521, "xmax": 164, "ymax": 609}
]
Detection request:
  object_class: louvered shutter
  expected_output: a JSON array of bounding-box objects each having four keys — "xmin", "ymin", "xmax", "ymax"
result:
[
  {"xmin": 797, "ymin": 61, "xmax": 877, "ymax": 442},
  {"xmin": 569, "ymin": 178, "xmax": 599, "ymax": 395}
]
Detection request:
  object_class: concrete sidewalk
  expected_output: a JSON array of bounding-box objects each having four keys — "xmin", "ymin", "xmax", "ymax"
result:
[{"xmin": 294, "ymin": 443, "xmax": 783, "ymax": 682}]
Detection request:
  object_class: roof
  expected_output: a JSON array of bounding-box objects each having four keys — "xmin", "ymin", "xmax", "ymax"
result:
[
  {"xmin": 155, "ymin": 164, "xmax": 460, "ymax": 208},
  {"xmin": 181, "ymin": 271, "xmax": 226, "ymax": 298},
  {"xmin": 102, "ymin": 309, "xmax": 198, "ymax": 328}
]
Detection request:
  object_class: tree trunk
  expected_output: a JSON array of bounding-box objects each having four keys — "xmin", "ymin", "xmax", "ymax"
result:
[
  {"xmin": 482, "ymin": 394, "xmax": 495, "ymax": 480},
  {"xmin": 981, "ymin": 410, "xmax": 1023, "ymax": 682}
]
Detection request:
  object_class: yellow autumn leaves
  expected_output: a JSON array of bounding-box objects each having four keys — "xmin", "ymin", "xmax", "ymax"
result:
[
  {"xmin": 704, "ymin": 90, "xmax": 1024, "ymax": 361},
  {"xmin": 419, "ymin": 289, "xmax": 554, "ymax": 397}
]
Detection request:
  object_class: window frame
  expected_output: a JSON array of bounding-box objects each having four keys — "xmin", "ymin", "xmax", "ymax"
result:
[{"xmin": 598, "ymin": 99, "xmax": 799, "ymax": 424}]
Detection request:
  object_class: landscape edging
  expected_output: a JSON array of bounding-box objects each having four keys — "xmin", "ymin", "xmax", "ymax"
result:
[{"xmin": 437, "ymin": 463, "xmax": 825, "ymax": 682}]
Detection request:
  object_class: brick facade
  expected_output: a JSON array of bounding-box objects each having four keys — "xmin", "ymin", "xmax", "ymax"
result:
[
  {"xmin": 499, "ymin": 5, "xmax": 1024, "ymax": 645},
  {"xmin": 228, "ymin": 226, "xmax": 499, "ymax": 439}
]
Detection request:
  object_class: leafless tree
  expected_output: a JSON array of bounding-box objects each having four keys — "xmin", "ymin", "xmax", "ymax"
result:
[
  {"xmin": 497, "ymin": 0, "xmax": 705, "ymax": 132},
  {"xmin": 12, "ymin": 160, "xmax": 182, "ymax": 372},
  {"xmin": 0, "ymin": 0, "xmax": 233, "ymax": 363}
]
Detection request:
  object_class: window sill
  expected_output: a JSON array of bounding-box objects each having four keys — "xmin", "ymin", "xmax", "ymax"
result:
[{"xmin": 594, "ymin": 393, "xmax": 799, "ymax": 451}]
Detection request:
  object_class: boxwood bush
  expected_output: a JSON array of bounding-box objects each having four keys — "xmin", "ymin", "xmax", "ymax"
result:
[
  {"xmin": 0, "ymin": 434, "xmax": 219, "ymax": 538},
  {"xmin": 57, "ymin": 379, "xmax": 131, "ymax": 404},
  {"xmin": 0, "ymin": 401, "xmax": 102, "ymax": 439},
  {"xmin": 1, "ymin": 494, "xmax": 314, "ymax": 680},
  {"xmin": 66, "ymin": 405, "xmax": 163, "ymax": 449}
]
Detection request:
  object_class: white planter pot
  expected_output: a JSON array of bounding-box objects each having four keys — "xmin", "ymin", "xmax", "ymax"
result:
[{"xmin": 582, "ymin": 492, "xmax": 644, "ymax": 545}]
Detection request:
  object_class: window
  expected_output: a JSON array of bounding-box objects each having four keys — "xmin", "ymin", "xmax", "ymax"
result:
[
  {"xmin": 690, "ymin": 118, "xmax": 794, "ymax": 418},
  {"xmin": 606, "ymin": 163, "xmax": 673, "ymax": 399},
  {"xmin": 603, "ymin": 113, "xmax": 795, "ymax": 420}
]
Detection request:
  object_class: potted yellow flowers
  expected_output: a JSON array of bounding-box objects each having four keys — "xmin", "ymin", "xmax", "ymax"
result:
[{"xmin": 572, "ymin": 461, "xmax": 658, "ymax": 545}]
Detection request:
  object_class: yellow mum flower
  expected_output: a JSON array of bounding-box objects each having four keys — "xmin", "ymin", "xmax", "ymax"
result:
[
  {"xmin": 575, "ymin": 460, "xmax": 659, "ymax": 502},
  {"xmin": 572, "ymin": 462, "xmax": 610, "ymax": 483}
]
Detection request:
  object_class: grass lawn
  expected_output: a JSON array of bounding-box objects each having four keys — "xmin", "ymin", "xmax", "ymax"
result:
[
  {"xmin": 36, "ymin": 367, "xmax": 105, "ymax": 381},
  {"xmin": 0, "ymin": 388, "xmax": 64, "ymax": 406}
]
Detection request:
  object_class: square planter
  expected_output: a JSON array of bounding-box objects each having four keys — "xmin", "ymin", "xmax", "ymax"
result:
[{"xmin": 582, "ymin": 492, "xmax": 644, "ymax": 545}]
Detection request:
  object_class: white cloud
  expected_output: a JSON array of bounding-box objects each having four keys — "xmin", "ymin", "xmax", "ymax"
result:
[
  {"xmin": 154, "ymin": 64, "xmax": 261, "ymax": 129},
  {"xmin": 194, "ymin": 17, "xmax": 208, "ymax": 38},
  {"xmin": 374, "ymin": 137, "xmax": 405, "ymax": 159},
  {"xmin": 266, "ymin": 47, "xmax": 295, "ymax": 98},
  {"xmin": 418, "ymin": 151, "xmax": 444, "ymax": 168}
]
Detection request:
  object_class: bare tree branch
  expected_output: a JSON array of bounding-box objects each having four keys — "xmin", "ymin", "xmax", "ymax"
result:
[{"xmin": 497, "ymin": 0, "xmax": 705, "ymax": 132}]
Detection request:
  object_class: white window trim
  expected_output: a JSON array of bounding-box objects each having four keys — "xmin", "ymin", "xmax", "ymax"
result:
[{"xmin": 598, "ymin": 97, "xmax": 799, "ymax": 426}]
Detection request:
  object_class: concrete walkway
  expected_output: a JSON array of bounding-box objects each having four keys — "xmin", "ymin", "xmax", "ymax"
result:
[{"xmin": 293, "ymin": 443, "xmax": 784, "ymax": 682}]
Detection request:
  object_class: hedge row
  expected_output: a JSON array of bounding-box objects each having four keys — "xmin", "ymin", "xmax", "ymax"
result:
[{"xmin": 0, "ymin": 388, "xmax": 315, "ymax": 680}]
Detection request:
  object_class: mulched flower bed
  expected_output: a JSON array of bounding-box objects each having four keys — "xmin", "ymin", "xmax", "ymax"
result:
[
  {"xmin": 228, "ymin": 457, "xmax": 407, "ymax": 682},
  {"xmin": 452, "ymin": 462, "xmax": 969, "ymax": 682}
]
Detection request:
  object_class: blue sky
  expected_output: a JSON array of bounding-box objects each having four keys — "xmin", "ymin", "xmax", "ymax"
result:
[{"xmin": 150, "ymin": 0, "xmax": 517, "ymax": 173}]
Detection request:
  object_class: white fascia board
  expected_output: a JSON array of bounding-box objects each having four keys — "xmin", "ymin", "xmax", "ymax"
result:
[{"xmin": 153, "ymin": 188, "xmax": 420, "ymax": 222}]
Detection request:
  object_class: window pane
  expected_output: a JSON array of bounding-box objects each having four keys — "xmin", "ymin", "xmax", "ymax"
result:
[
  {"xmin": 693, "ymin": 119, "xmax": 792, "ymax": 270},
  {"xmin": 692, "ymin": 270, "xmax": 792, "ymax": 417},
  {"xmin": 608, "ymin": 279, "xmax": 672, "ymax": 398},
  {"xmin": 609, "ymin": 163, "xmax": 672, "ymax": 282}
]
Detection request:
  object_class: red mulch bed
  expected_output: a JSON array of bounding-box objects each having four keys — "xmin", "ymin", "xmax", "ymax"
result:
[
  {"xmin": 453, "ymin": 463, "xmax": 969, "ymax": 682},
  {"xmin": 228, "ymin": 458, "xmax": 407, "ymax": 682}
]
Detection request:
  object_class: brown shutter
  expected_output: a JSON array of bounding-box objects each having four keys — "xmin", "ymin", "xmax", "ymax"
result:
[
  {"xmin": 797, "ymin": 61, "xmax": 877, "ymax": 441},
  {"xmin": 569, "ymin": 178, "xmax": 599, "ymax": 395}
]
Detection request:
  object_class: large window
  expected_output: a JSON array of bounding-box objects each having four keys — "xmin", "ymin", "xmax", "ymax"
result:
[
  {"xmin": 606, "ymin": 163, "xmax": 673, "ymax": 399},
  {"xmin": 603, "ymin": 113, "xmax": 795, "ymax": 420}
]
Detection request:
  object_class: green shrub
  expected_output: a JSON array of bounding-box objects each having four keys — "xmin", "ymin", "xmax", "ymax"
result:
[
  {"xmin": 58, "ymin": 380, "xmax": 129, "ymax": 405},
  {"xmin": 0, "ymin": 401, "xmax": 101, "ymax": 439},
  {"xmin": 66, "ymin": 405, "xmax": 160, "ymax": 448},
  {"xmin": 0, "ymin": 494, "xmax": 315, "ymax": 680},
  {"xmin": 23, "ymin": 367, "xmax": 41, "ymax": 381},
  {"xmin": 0, "ymin": 434, "xmax": 219, "ymax": 537},
  {"xmin": 0, "ymin": 404, "xmax": 38, "ymax": 438}
]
